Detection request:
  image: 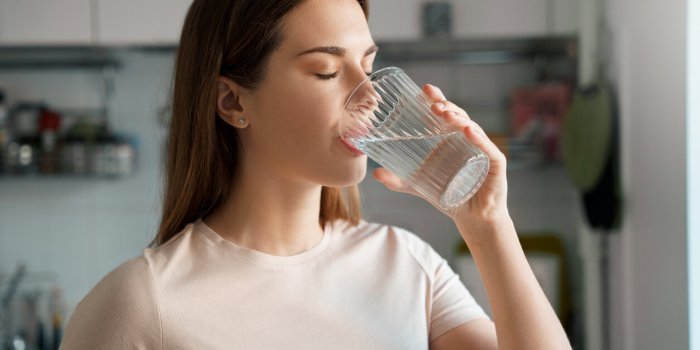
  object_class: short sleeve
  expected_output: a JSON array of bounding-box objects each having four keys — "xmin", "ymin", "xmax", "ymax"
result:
[
  {"xmin": 428, "ymin": 250, "xmax": 489, "ymax": 342},
  {"xmin": 60, "ymin": 256, "xmax": 162, "ymax": 350},
  {"xmin": 393, "ymin": 226, "xmax": 489, "ymax": 344}
]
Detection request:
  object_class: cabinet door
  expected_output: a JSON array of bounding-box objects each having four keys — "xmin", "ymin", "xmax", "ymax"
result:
[
  {"xmin": 368, "ymin": 0, "xmax": 423, "ymax": 41},
  {"xmin": 553, "ymin": 0, "xmax": 579, "ymax": 35},
  {"xmin": 452, "ymin": 0, "xmax": 548, "ymax": 38},
  {"xmin": 0, "ymin": 0, "xmax": 92, "ymax": 45},
  {"xmin": 95, "ymin": 0, "xmax": 193, "ymax": 45},
  {"xmin": 370, "ymin": 0, "xmax": 551, "ymax": 41}
]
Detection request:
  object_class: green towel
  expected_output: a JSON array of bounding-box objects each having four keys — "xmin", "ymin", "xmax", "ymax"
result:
[{"xmin": 563, "ymin": 85, "xmax": 613, "ymax": 192}]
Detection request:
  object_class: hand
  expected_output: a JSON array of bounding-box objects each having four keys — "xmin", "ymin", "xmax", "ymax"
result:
[{"xmin": 372, "ymin": 84, "xmax": 510, "ymax": 230}]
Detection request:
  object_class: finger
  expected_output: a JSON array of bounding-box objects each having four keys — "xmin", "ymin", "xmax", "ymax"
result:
[
  {"xmin": 438, "ymin": 110, "xmax": 471, "ymax": 130},
  {"xmin": 372, "ymin": 168, "xmax": 414, "ymax": 194},
  {"xmin": 466, "ymin": 119, "xmax": 488, "ymax": 138},
  {"xmin": 423, "ymin": 84, "xmax": 469, "ymax": 115},
  {"xmin": 432, "ymin": 101, "xmax": 471, "ymax": 122},
  {"xmin": 423, "ymin": 83, "xmax": 446, "ymax": 101},
  {"xmin": 462, "ymin": 123, "xmax": 506, "ymax": 169}
]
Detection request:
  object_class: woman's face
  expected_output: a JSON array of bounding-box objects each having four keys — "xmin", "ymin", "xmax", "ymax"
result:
[{"xmin": 238, "ymin": 0, "xmax": 376, "ymax": 188}]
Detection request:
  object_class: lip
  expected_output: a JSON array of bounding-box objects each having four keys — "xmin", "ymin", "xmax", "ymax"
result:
[{"xmin": 338, "ymin": 136, "xmax": 365, "ymax": 157}]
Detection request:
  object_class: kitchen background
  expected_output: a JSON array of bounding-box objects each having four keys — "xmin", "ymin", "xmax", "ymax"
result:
[{"xmin": 0, "ymin": 0, "xmax": 696, "ymax": 350}]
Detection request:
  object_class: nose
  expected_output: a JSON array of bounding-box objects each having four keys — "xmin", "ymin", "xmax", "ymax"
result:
[
  {"xmin": 340, "ymin": 69, "xmax": 383, "ymax": 139},
  {"xmin": 344, "ymin": 69, "xmax": 381, "ymax": 111}
]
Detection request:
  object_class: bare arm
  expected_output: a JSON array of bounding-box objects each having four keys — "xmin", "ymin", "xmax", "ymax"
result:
[
  {"xmin": 428, "ymin": 216, "xmax": 570, "ymax": 349},
  {"xmin": 451, "ymin": 217, "xmax": 570, "ymax": 349}
]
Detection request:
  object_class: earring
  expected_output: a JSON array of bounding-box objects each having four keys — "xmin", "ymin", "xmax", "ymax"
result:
[{"xmin": 237, "ymin": 118, "xmax": 247, "ymax": 127}]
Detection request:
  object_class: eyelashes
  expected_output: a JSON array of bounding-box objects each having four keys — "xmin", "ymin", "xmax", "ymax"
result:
[
  {"xmin": 316, "ymin": 72, "xmax": 339, "ymax": 80},
  {"xmin": 316, "ymin": 71, "xmax": 373, "ymax": 80}
]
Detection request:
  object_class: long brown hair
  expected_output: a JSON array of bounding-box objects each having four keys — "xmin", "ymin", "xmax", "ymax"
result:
[{"xmin": 154, "ymin": 0, "xmax": 369, "ymax": 246}]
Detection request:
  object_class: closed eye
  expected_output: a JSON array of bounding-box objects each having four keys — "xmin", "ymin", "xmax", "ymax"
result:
[
  {"xmin": 316, "ymin": 71, "xmax": 373, "ymax": 80},
  {"xmin": 316, "ymin": 72, "xmax": 339, "ymax": 80}
]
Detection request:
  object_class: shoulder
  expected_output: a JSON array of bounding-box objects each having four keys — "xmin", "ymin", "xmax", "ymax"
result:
[
  {"xmin": 61, "ymin": 256, "xmax": 162, "ymax": 349},
  {"xmin": 142, "ymin": 221, "xmax": 202, "ymax": 272},
  {"xmin": 96, "ymin": 256, "xmax": 156, "ymax": 291},
  {"xmin": 335, "ymin": 219, "xmax": 426, "ymax": 244},
  {"xmin": 69, "ymin": 256, "xmax": 158, "ymax": 317},
  {"xmin": 336, "ymin": 219, "xmax": 443, "ymax": 274}
]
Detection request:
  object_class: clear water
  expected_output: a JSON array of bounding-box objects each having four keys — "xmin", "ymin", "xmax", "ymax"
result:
[{"xmin": 358, "ymin": 131, "xmax": 489, "ymax": 211}]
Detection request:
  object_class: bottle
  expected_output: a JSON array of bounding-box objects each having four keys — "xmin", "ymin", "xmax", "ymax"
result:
[
  {"xmin": 38, "ymin": 107, "xmax": 61, "ymax": 174},
  {"xmin": 49, "ymin": 285, "xmax": 65, "ymax": 350}
]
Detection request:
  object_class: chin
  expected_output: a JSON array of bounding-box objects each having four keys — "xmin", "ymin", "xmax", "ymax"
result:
[{"xmin": 321, "ymin": 159, "xmax": 367, "ymax": 187}]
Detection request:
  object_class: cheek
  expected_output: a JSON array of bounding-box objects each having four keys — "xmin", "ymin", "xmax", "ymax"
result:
[
  {"xmin": 254, "ymin": 94, "xmax": 336, "ymax": 165},
  {"xmin": 271, "ymin": 87, "xmax": 339, "ymax": 143}
]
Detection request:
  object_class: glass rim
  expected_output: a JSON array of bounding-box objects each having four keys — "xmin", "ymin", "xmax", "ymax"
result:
[{"xmin": 341, "ymin": 66, "xmax": 404, "ymax": 111}]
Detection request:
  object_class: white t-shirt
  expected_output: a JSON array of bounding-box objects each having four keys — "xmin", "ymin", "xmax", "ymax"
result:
[{"xmin": 60, "ymin": 219, "xmax": 488, "ymax": 349}]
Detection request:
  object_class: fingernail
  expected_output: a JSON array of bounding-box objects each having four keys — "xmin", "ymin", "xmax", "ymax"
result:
[{"xmin": 435, "ymin": 102, "xmax": 445, "ymax": 110}]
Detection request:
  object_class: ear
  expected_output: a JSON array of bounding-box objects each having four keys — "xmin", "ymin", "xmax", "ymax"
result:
[{"xmin": 216, "ymin": 76, "xmax": 250, "ymax": 128}]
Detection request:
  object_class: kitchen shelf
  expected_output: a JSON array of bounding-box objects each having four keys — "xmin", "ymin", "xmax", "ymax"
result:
[
  {"xmin": 0, "ymin": 175, "xmax": 134, "ymax": 182},
  {"xmin": 375, "ymin": 35, "xmax": 576, "ymax": 65},
  {"xmin": 0, "ymin": 46, "xmax": 121, "ymax": 70},
  {"xmin": 0, "ymin": 36, "xmax": 576, "ymax": 70}
]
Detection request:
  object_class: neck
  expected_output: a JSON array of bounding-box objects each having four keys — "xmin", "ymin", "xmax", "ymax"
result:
[{"xmin": 203, "ymin": 165, "xmax": 325, "ymax": 257}]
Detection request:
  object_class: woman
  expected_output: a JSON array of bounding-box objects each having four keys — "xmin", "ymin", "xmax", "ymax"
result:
[{"xmin": 61, "ymin": 0, "xmax": 571, "ymax": 349}]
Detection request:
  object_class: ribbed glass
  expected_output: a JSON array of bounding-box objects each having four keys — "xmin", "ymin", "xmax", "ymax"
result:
[{"xmin": 340, "ymin": 67, "xmax": 489, "ymax": 214}]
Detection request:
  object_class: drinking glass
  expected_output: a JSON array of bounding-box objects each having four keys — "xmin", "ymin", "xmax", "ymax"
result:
[{"xmin": 339, "ymin": 67, "xmax": 489, "ymax": 213}]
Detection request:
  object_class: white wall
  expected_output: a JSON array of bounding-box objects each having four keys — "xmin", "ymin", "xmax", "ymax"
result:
[
  {"xmin": 688, "ymin": 0, "xmax": 700, "ymax": 348},
  {"xmin": 607, "ymin": 0, "xmax": 690, "ymax": 348}
]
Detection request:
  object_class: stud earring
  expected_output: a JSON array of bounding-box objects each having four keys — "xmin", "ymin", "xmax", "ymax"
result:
[{"xmin": 238, "ymin": 118, "xmax": 247, "ymax": 126}]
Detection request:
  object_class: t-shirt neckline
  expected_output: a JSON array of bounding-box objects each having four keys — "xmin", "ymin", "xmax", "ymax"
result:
[{"xmin": 194, "ymin": 218, "xmax": 333, "ymax": 267}]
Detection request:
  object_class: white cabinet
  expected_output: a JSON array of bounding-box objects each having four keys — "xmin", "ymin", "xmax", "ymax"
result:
[
  {"xmin": 369, "ymin": 0, "xmax": 578, "ymax": 41},
  {"xmin": 368, "ymin": 0, "xmax": 424, "ymax": 41},
  {"xmin": 552, "ymin": 0, "xmax": 579, "ymax": 35},
  {"xmin": 94, "ymin": 0, "xmax": 193, "ymax": 45},
  {"xmin": 0, "ymin": 0, "xmax": 577, "ymax": 47},
  {"xmin": 0, "ymin": 0, "xmax": 92, "ymax": 45},
  {"xmin": 452, "ymin": 0, "xmax": 548, "ymax": 38}
]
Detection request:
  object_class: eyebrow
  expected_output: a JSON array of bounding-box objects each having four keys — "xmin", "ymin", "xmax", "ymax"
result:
[{"xmin": 296, "ymin": 44, "xmax": 379, "ymax": 58}]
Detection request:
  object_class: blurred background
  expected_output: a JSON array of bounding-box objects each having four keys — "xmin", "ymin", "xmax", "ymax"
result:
[{"xmin": 0, "ymin": 0, "xmax": 697, "ymax": 349}]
